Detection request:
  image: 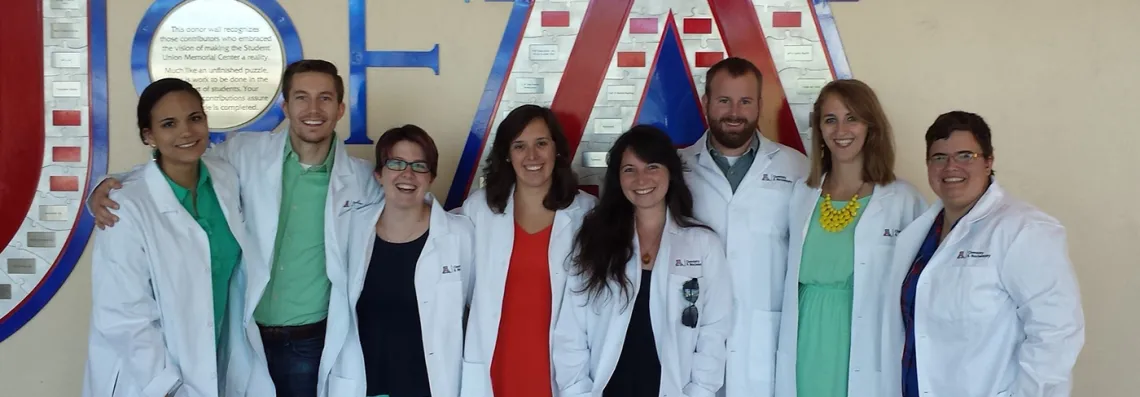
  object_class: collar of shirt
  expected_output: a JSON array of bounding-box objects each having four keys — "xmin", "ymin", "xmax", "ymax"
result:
[
  {"xmin": 705, "ymin": 130, "xmax": 761, "ymax": 160},
  {"xmin": 284, "ymin": 132, "xmax": 337, "ymax": 172},
  {"xmin": 159, "ymin": 158, "xmax": 212, "ymax": 205}
]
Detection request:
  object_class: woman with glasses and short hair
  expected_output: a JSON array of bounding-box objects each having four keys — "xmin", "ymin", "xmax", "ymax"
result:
[
  {"xmin": 551, "ymin": 125, "xmax": 732, "ymax": 397},
  {"xmin": 457, "ymin": 104, "xmax": 597, "ymax": 397},
  {"xmin": 881, "ymin": 111, "xmax": 1084, "ymax": 397},
  {"xmin": 330, "ymin": 125, "xmax": 475, "ymax": 397}
]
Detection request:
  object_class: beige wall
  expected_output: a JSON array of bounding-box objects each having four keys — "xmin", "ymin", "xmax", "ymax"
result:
[{"xmin": 2, "ymin": 0, "xmax": 1136, "ymax": 395}]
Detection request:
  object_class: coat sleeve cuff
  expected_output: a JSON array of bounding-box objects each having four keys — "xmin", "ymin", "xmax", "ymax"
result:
[{"xmin": 143, "ymin": 369, "xmax": 182, "ymax": 397}]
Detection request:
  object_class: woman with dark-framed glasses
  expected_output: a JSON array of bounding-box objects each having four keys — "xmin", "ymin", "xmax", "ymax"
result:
[
  {"xmin": 880, "ymin": 111, "xmax": 1084, "ymax": 397},
  {"xmin": 331, "ymin": 124, "xmax": 476, "ymax": 397},
  {"xmin": 551, "ymin": 125, "xmax": 733, "ymax": 397}
]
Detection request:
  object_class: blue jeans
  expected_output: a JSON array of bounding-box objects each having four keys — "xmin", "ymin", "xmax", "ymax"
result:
[{"xmin": 263, "ymin": 333, "xmax": 324, "ymax": 397}]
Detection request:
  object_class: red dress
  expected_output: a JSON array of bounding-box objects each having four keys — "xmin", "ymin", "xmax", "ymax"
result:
[{"xmin": 490, "ymin": 223, "xmax": 554, "ymax": 397}]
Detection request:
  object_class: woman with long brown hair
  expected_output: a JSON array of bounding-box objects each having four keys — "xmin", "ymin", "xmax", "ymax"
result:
[
  {"xmin": 774, "ymin": 79, "xmax": 926, "ymax": 397},
  {"xmin": 551, "ymin": 125, "xmax": 732, "ymax": 396},
  {"xmin": 458, "ymin": 105, "xmax": 596, "ymax": 397}
]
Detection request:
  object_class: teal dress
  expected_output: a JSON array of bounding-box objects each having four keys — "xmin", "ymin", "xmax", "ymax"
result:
[{"xmin": 796, "ymin": 195, "xmax": 871, "ymax": 397}]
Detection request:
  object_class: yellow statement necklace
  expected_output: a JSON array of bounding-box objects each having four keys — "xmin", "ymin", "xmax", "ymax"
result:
[{"xmin": 819, "ymin": 193, "xmax": 861, "ymax": 232}]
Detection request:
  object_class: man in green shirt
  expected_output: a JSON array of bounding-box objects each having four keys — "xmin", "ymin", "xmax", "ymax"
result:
[{"xmin": 237, "ymin": 60, "xmax": 357, "ymax": 397}]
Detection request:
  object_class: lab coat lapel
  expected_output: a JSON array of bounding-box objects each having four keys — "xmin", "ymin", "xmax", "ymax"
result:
[
  {"xmin": 852, "ymin": 181, "xmax": 892, "ymax": 248},
  {"xmin": 548, "ymin": 197, "xmax": 576, "ymax": 314},
  {"xmin": 690, "ymin": 134, "xmax": 734, "ymax": 201},
  {"xmin": 414, "ymin": 198, "xmax": 451, "ymax": 326},
  {"xmin": 239, "ymin": 133, "xmax": 287, "ymax": 321},
  {"xmin": 350, "ymin": 200, "xmax": 384, "ymax": 303},
  {"xmin": 487, "ymin": 190, "xmax": 516, "ymax": 353},
  {"xmin": 939, "ymin": 181, "xmax": 1005, "ymax": 250},
  {"xmin": 328, "ymin": 140, "xmax": 358, "ymax": 286},
  {"xmin": 738, "ymin": 134, "xmax": 778, "ymax": 188},
  {"xmin": 141, "ymin": 162, "xmax": 185, "ymax": 216},
  {"xmin": 890, "ymin": 204, "xmax": 939, "ymax": 288},
  {"xmin": 594, "ymin": 227, "xmax": 651, "ymax": 386},
  {"xmin": 860, "ymin": 181, "xmax": 889, "ymax": 223},
  {"xmin": 263, "ymin": 131, "xmax": 287, "ymax": 252},
  {"xmin": 203, "ymin": 158, "xmax": 245, "ymax": 248},
  {"xmin": 651, "ymin": 216, "xmax": 682, "ymax": 386}
]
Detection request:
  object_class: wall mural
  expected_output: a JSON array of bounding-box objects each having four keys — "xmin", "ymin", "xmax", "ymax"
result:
[
  {"xmin": 0, "ymin": 0, "xmax": 109, "ymax": 342},
  {"xmin": 444, "ymin": 0, "xmax": 852, "ymax": 207},
  {"xmin": 0, "ymin": 0, "xmax": 851, "ymax": 342}
]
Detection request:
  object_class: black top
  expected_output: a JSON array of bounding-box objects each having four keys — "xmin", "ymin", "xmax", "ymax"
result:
[
  {"xmin": 357, "ymin": 231, "xmax": 432, "ymax": 397},
  {"xmin": 603, "ymin": 269, "xmax": 661, "ymax": 397}
]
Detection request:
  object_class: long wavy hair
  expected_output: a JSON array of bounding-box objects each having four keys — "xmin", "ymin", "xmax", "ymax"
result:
[{"xmin": 570, "ymin": 125, "xmax": 708, "ymax": 306}]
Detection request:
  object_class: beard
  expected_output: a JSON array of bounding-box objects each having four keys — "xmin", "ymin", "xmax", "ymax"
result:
[{"xmin": 708, "ymin": 114, "xmax": 758, "ymax": 150}]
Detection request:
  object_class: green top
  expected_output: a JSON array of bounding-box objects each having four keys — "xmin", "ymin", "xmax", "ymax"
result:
[
  {"xmin": 254, "ymin": 136, "xmax": 335, "ymax": 326},
  {"xmin": 705, "ymin": 132, "xmax": 760, "ymax": 192},
  {"xmin": 159, "ymin": 160, "xmax": 242, "ymax": 346},
  {"xmin": 795, "ymin": 194, "xmax": 872, "ymax": 397}
]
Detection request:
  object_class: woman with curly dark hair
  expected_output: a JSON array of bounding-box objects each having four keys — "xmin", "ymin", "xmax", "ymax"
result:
[{"xmin": 551, "ymin": 125, "xmax": 733, "ymax": 396}]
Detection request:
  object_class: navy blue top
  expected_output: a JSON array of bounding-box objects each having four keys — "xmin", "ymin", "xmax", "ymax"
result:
[
  {"xmin": 357, "ymin": 231, "xmax": 431, "ymax": 397},
  {"xmin": 603, "ymin": 269, "xmax": 661, "ymax": 397}
]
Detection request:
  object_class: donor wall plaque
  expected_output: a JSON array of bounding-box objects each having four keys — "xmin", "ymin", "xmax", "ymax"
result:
[{"xmin": 147, "ymin": 0, "xmax": 286, "ymax": 129}]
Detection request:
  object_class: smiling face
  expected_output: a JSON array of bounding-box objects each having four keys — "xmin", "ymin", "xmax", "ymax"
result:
[
  {"xmin": 703, "ymin": 70, "xmax": 761, "ymax": 151},
  {"xmin": 376, "ymin": 140, "xmax": 433, "ymax": 209},
  {"xmin": 509, "ymin": 119, "xmax": 556, "ymax": 190},
  {"xmin": 142, "ymin": 90, "xmax": 209, "ymax": 167},
  {"xmin": 818, "ymin": 94, "xmax": 868, "ymax": 165},
  {"xmin": 927, "ymin": 130, "xmax": 993, "ymax": 213},
  {"xmin": 618, "ymin": 149, "xmax": 670, "ymax": 211},
  {"xmin": 283, "ymin": 71, "xmax": 345, "ymax": 144}
]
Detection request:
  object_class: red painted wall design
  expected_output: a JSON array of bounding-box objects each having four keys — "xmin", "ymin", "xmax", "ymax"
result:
[{"xmin": 0, "ymin": 1, "xmax": 46, "ymax": 254}]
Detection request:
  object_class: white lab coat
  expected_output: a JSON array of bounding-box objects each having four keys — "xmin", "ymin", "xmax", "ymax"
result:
[
  {"xmin": 82, "ymin": 157, "xmax": 261, "ymax": 397},
  {"xmin": 207, "ymin": 131, "xmax": 381, "ymax": 397},
  {"xmin": 880, "ymin": 180, "xmax": 1084, "ymax": 397},
  {"xmin": 552, "ymin": 214, "xmax": 734, "ymax": 397},
  {"xmin": 329, "ymin": 194, "xmax": 476, "ymax": 397},
  {"xmin": 773, "ymin": 177, "xmax": 927, "ymax": 397},
  {"xmin": 679, "ymin": 133, "xmax": 808, "ymax": 397},
  {"xmin": 457, "ymin": 188, "xmax": 597, "ymax": 397}
]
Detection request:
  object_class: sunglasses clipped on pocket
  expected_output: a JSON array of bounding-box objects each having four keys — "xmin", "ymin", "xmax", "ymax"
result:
[{"xmin": 681, "ymin": 277, "xmax": 699, "ymax": 328}]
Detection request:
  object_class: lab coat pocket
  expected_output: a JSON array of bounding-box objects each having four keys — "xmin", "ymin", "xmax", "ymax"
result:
[
  {"xmin": 747, "ymin": 310, "xmax": 780, "ymax": 384},
  {"xmin": 930, "ymin": 265, "xmax": 1001, "ymax": 328},
  {"xmin": 668, "ymin": 266, "xmax": 703, "ymax": 329},
  {"xmin": 328, "ymin": 374, "xmax": 359, "ymax": 397},
  {"xmin": 668, "ymin": 275, "xmax": 700, "ymax": 347},
  {"xmin": 459, "ymin": 361, "xmax": 489, "ymax": 397}
]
